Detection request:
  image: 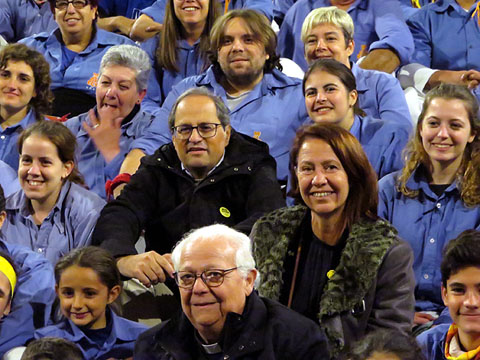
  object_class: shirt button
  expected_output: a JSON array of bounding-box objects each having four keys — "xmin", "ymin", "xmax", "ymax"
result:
[
  {"xmin": 238, "ymin": 345, "xmax": 244, "ymax": 350},
  {"xmin": 210, "ymin": 179, "xmax": 215, "ymax": 183},
  {"xmin": 424, "ymin": 274, "xmax": 429, "ymax": 280},
  {"xmin": 37, "ymin": 248, "xmax": 43, "ymax": 253},
  {"xmin": 436, "ymin": 203, "xmax": 441, "ymax": 209},
  {"xmin": 0, "ymin": 135, "xmax": 5, "ymax": 140},
  {"xmin": 233, "ymin": 167, "xmax": 238, "ymax": 171},
  {"xmin": 224, "ymin": 356, "xmax": 229, "ymax": 360},
  {"xmin": 429, "ymin": 238, "xmax": 435, "ymax": 244}
]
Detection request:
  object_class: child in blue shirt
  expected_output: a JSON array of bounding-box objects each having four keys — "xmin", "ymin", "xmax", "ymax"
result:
[
  {"xmin": 417, "ymin": 230, "xmax": 480, "ymax": 360},
  {"xmin": 34, "ymin": 246, "xmax": 147, "ymax": 360}
]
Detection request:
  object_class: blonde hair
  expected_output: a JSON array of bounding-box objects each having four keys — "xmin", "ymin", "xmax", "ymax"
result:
[{"xmin": 301, "ymin": 7, "xmax": 354, "ymax": 45}]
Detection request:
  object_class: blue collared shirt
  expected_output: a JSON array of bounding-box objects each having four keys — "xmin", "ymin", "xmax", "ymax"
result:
[
  {"xmin": 352, "ymin": 62, "xmax": 412, "ymax": 126},
  {"xmin": 0, "ymin": 0, "xmax": 57, "ymax": 43},
  {"xmin": 64, "ymin": 107, "xmax": 156, "ymax": 199},
  {"xmin": 0, "ymin": 109, "xmax": 38, "ymax": 171},
  {"xmin": 398, "ymin": 0, "xmax": 433, "ymax": 20},
  {"xmin": 407, "ymin": 0, "xmax": 480, "ymax": 71},
  {"xmin": 417, "ymin": 323, "xmax": 450, "ymax": 360},
  {"xmin": 34, "ymin": 307, "xmax": 147, "ymax": 360},
  {"xmin": 129, "ymin": 66, "xmax": 309, "ymax": 182},
  {"xmin": 0, "ymin": 160, "xmax": 19, "ymax": 197},
  {"xmin": 0, "ymin": 238, "xmax": 55, "ymax": 357},
  {"xmin": 378, "ymin": 168, "xmax": 480, "ymax": 311},
  {"xmin": 349, "ymin": 115, "xmax": 411, "ymax": 179},
  {"xmin": 19, "ymin": 28, "xmax": 135, "ymax": 98},
  {"xmin": 98, "ymin": 0, "xmax": 155, "ymax": 18},
  {"xmin": 141, "ymin": 0, "xmax": 273, "ymax": 22},
  {"xmin": 141, "ymin": 36, "xmax": 207, "ymax": 112},
  {"xmin": 3, "ymin": 181, "xmax": 105, "ymax": 264},
  {"xmin": 278, "ymin": 0, "xmax": 414, "ymax": 71}
]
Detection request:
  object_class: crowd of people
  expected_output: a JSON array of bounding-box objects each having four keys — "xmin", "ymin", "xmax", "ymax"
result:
[{"xmin": 0, "ymin": 0, "xmax": 479, "ymax": 359}]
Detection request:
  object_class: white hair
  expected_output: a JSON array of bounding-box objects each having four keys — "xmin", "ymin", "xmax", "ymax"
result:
[{"xmin": 171, "ymin": 224, "xmax": 260, "ymax": 286}]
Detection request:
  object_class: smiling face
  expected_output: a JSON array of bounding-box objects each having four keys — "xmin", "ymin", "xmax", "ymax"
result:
[
  {"xmin": 18, "ymin": 134, "xmax": 73, "ymax": 210},
  {"xmin": 296, "ymin": 137, "xmax": 349, "ymax": 222},
  {"xmin": 178, "ymin": 236, "xmax": 255, "ymax": 343},
  {"xmin": 442, "ymin": 266, "xmax": 480, "ymax": 350},
  {"xmin": 172, "ymin": 95, "xmax": 231, "ymax": 180},
  {"xmin": 0, "ymin": 60, "xmax": 36, "ymax": 117},
  {"xmin": 96, "ymin": 65, "xmax": 145, "ymax": 120},
  {"xmin": 54, "ymin": 0, "xmax": 97, "ymax": 39},
  {"xmin": 304, "ymin": 69, "xmax": 357, "ymax": 129},
  {"xmin": 304, "ymin": 23, "xmax": 353, "ymax": 67},
  {"xmin": 173, "ymin": 0, "xmax": 209, "ymax": 29},
  {"xmin": 419, "ymin": 98, "xmax": 475, "ymax": 172},
  {"xmin": 217, "ymin": 17, "xmax": 269, "ymax": 89},
  {"xmin": 57, "ymin": 265, "xmax": 120, "ymax": 329}
]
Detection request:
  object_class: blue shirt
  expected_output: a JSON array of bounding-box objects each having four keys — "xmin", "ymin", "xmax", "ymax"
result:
[
  {"xmin": 399, "ymin": 0, "xmax": 433, "ymax": 20},
  {"xmin": 141, "ymin": 0, "xmax": 273, "ymax": 22},
  {"xmin": 417, "ymin": 323, "xmax": 450, "ymax": 360},
  {"xmin": 407, "ymin": 0, "xmax": 480, "ymax": 71},
  {"xmin": 0, "ymin": 239, "xmax": 55, "ymax": 357},
  {"xmin": 378, "ymin": 168, "xmax": 480, "ymax": 311},
  {"xmin": 34, "ymin": 307, "xmax": 147, "ymax": 360},
  {"xmin": 130, "ymin": 66, "xmax": 309, "ymax": 182},
  {"xmin": 99, "ymin": 0, "xmax": 155, "ymax": 18},
  {"xmin": 278, "ymin": 0, "xmax": 414, "ymax": 71},
  {"xmin": 352, "ymin": 62, "xmax": 412, "ymax": 126},
  {"xmin": 350, "ymin": 114, "xmax": 410, "ymax": 179},
  {"xmin": 273, "ymin": 0, "xmax": 297, "ymax": 24},
  {"xmin": 64, "ymin": 107, "xmax": 156, "ymax": 199},
  {"xmin": 0, "ymin": 0, "xmax": 57, "ymax": 43},
  {"xmin": 0, "ymin": 160, "xmax": 19, "ymax": 197},
  {"xmin": 0, "ymin": 109, "xmax": 38, "ymax": 171},
  {"xmin": 141, "ymin": 36, "xmax": 207, "ymax": 112},
  {"xmin": 3, "ymin": 181, "xmax": 106, "ymax": 264},
  {"xmin": 20, "ymin": 28, "xmax": 135, "ymax": 98}
]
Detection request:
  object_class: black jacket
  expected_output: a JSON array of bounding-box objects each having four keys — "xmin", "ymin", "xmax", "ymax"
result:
[
  {"xmin": 134, "ymin": 291, "xmax": 330, "ymax": 360},
  {"xmin": 92, "ymin": 130, "xmax": 285, "ymax": 256}
]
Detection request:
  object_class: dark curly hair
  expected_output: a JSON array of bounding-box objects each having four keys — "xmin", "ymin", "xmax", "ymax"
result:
[{"xmin": 0, "ymin": 43, "xmax": 53, "ymax": 120}]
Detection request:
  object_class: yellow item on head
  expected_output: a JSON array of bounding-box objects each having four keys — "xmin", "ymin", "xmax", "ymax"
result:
[{"xmin": 0, "ymin": 256, "xmax": 16, "ymax": 297}]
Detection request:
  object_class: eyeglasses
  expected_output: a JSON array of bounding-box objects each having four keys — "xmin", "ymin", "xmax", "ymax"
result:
[
  {"xmin": 54, "ymin": 0, "xmax": 89, "ymax": 10},
  {"xmin": 173, "ymin": 123, "xmax": 222, "ymax": 140},
  {"xmin": 174, "ymin": 267, "xmax": 237, "ymax": 289}
]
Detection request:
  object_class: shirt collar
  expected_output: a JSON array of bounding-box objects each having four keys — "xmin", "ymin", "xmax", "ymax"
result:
[
  {"xmin": 405, "ymin": 165, "xmax": 459, "ymax": 195},
  {"xmin": 0, "ymin": 108, "xmax": 37, "ymax": 134},
  {"xmin": 181, "ymin": 152, "xmax": 225, "ymax": 178}
]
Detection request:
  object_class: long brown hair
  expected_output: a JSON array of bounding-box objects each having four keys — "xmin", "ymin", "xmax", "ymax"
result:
[
  {"xmin": 397, "ymin": 83, "xmax": 480, "ymax": 206},
  {"xmin": 289, "ymin": 123, "xmax": 378, "ymax": 229},
  {"xmin": 156, "ymin": 0, "xmax": 220, "ymax": 72}
]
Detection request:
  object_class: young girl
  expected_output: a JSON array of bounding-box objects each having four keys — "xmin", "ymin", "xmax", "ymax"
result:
[
  {"xmin": 2, "ymin": 121, "xmax": 105, "ymax": 264},
  {"xmin": 34, "ymin": 246, "xmax": 148, "ymax": 360}
]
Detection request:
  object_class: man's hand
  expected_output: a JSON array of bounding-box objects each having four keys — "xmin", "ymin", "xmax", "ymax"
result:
[
  {"xmin": 358, "ymin": 48, "xmax": 401, "ymax": 73},
  {"xmin": 414, "ymin": 311, "xmax": 435, "ymax": 325},
  {"xmin": 116, "ymin": 252, "xmax": 175, "ymax": 287},
  {"xmin": 97, "ymin": 16, "xmax": 135, "ymax": 37},
  {"xmin": 427, "ymin": 69, "xmax": 480, "ymax": 90},
  {"xmin": 82, "ymin": 109, "xmax": 122, "ymax": 163},
  {"xmin": 129, "ymin": 14, "xmax": 163, "ymax": 42}
]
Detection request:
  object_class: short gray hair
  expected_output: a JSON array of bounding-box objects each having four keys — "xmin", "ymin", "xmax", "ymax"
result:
[
  {"xmin": 99, "ymin": 44, "xmax": 151, "ymax": 91},
  {"xmin": 168, "ymin": 87, "xmax": 230, "ymax": 133},
  {"xmin": 171, "ymin": 224, "xmax": 259, "ymax": 285},
  {"xmin": 301, "ymin": 7, "xmax": 354, "ymax": 45}
]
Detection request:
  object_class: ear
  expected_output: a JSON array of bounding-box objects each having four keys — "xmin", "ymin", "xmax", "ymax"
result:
[
  {"xmin": 346, "ymin": 39, "xmax": 355, "ymax": 57},
  {"xmin": 137, "ymin": 89, "xmax": 147, "ymax": 104},
  {"xmin": 62, "ymin": 161, "xmax": 74, "ymax": 180},
  {"xmin": 243, "ymin": 269, "xmax": 257, "ymax": 296},
  {"xmin": 2, "ymin": 298, "xmax": 11, "ymax": 317},
  {"xmin": 224, "ymin": 125, "xmax": 232, "ymax": 147},
  {"xmin": 468, "ymin": 130, "xmax": 476, "ymax": 144},
  {"xmin": 348, "ymin": 89, "xmax": 358, "ymax": 107},
  {"xmin": 0, "ymin": 211, "xmax": 6, "ymax": 229},
  {"xmin": 55, "ymin": 284, "xmax": 59, "ymax": 297},
  {"xmin": 441, "ymin": 284, "xmax": 449, "ymax": 307},
  {"xmin": 107, "ymin": 285, "xmax": 121, "ymax": 304}
]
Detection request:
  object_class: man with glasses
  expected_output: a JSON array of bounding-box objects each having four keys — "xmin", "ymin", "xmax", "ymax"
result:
[
  {"xmin": 135, "ymin": 224, "xmax": 330, "ymax": 359},
  {"xmin": 92, "ymin": 88, "xmax": 284, "ymax": 288}
]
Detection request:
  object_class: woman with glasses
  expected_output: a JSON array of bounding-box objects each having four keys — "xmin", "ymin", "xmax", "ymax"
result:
[
  {"xmin": 20, "ymin": 0, "xmax": 135, "ymax": 118},
  {"xmin": 251, "ymin": 123, "xmax": 415, "ymax": 358}
]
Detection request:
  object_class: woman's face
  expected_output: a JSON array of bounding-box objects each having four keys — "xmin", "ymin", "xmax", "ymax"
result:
[
  {"xmin": 296, "ymin": 137, "xmax": 349, "ymax": 220},
  {"xmin": 304, "ymin": 69, "xmax": 357, "ymax": 129},
  {"xmin": 173, "ymin": 0, "xmax": 209, "ymax": 29},
  {"xmin": 54, "ymin": 0, "xmax": 97, "ymax": 39},
  {"xmin": 18, "ymin": 134, "xmax": 73, "ymax": 209},
  {"xmin": 0, "ymin": 60, "xmax": 36, "ymax": 115},
  {"xmin": 420, "ymin": 97, "xmax": 475, "ymax": 170}
]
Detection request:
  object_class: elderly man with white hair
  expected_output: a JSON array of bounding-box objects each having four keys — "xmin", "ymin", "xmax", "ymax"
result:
[{"xmin": 134, "ymin": 224, "xmax": 330, "ymax": 359}]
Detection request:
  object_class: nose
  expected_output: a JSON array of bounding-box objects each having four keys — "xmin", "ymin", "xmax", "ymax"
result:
[
  {"xmin": 192, "ymin": 275, "xmax": 209, "ymax": 294},
  {"xmin": 105, "ymin": 85, "xmax": 118, "ymax": 98},
  {"xmin": 464, "ymin": 290, "xmax": 480, "ymax": 308},
  {"xmin": 27, "ymin": 162, "xmax": 40, "ymax": 176},
  {"xmin": 188, "ymin": 127, "xmax": 203, "ymax": 143},
  {"xmin": 72, "ymin": 294, "xmax": 84, "ymax": 309},
  {"xmin": 312, "ymin": 168, "xmax": 327, "ymax": 186},
  {"xmin": 315, "ymin": 38, "xmax": 327, "ymax": 51},
  {"xmin": 315, "ymin": 91, "xmax": 327, "ymax": 104},
  {"xmin": 437, "ymin": 123, "xmax": 449, "ymax": 138},
  {"xmin": 66, "ymin": 2, "xmax": 76, "ymax": 12},
  {"xmin": 231, "ymin": 38, "xmax": 244, "ymax": 52}
]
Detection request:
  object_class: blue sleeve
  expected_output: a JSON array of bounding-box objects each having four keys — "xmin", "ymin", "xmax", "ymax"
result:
[
  {"xmin": 273, "ymin": 0, "xmax": 296, "ymax": 24},
  {"xmin": 141, "ymin": 36, "xmax": 163, "ymax": 113},
  {"xmin": 406, "ymin": 10, "xmax": 432, "ymax": 67},
  {"xmin": 242, "ymin": 0, "xmax": 273, "ymax": 21},
  {"xmin": 0, "ymin": 244, "xmax": 55, "ymax": 356},
  {"xmin": 277, "ymin": 8, "xmax": 295, "ymax": 61},
  {"xmin": 141, "ymin": 0, "xmax": 166, "ymax": 23},
  {"xmin": 98, "ymin": 0, "xmax": 116, "ymax": 16},
  {"xmin": 374, "ymin": 74, "xmax": 412, "ymax": 126},
  {"xmin": 378, "ymin": 125, "xmax": 411, "ymax": 178},
  {"xmin": 368, "ymin": 0, "xmax": 414, "ymax": 65},
  {"xmin": 69, "ymin": 193, "xmax": 106, "ymax": 250},
  {"xmin": 377, "ymin": 173, "xmax": 397, "ymax": 221},
  {"xmin": 0, "ymin": 0, "xmax": 14, "ymax": 43}
]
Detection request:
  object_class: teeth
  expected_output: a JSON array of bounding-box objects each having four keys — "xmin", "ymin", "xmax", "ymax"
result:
[
  {"xmin": 184, "ymin": 7, "xmax": 197, "ymax": 10},
  {"xmin": 434, "ymin": 144, "xmax": 450, "ymax": 148},
  {"xmin": 312, "ymin": 192, "xmax": 330, "ymax": 197},
  {"xmin": 28, "ymin": 181, "xmax": 42, "ymax": 186}
]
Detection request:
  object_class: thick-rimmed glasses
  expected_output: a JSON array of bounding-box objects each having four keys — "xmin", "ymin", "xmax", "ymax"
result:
[
  {"xmin": 55, "ymin": 0, "xmax": 89, "ymax": 10},
  {"xmin": 174, "ymin": 267, "xmax": 237, "ymax": 289},
  {"xmin": 173, "ymin": 123, "xmax": 222, "ymax": 140}
]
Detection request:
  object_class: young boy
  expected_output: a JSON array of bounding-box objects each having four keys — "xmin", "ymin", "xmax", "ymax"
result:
[{"xmin": 417, "ymin": 229, "xmax": 480, "ymax": 360}]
